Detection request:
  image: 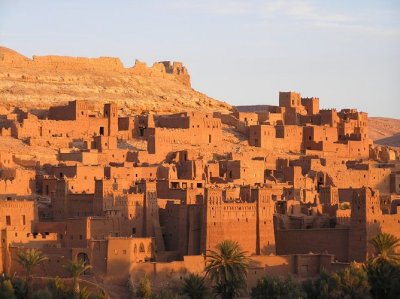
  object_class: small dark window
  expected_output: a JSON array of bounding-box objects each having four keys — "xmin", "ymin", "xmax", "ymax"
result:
[{"xmin": 6, "ymin": 216, "xmax": 11, "ymax": 226}]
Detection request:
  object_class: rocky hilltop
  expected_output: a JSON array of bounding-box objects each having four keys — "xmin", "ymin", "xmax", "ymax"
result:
[{"xmin": 0, "ymin": 46, "xmax": 231, "ymax": 114}]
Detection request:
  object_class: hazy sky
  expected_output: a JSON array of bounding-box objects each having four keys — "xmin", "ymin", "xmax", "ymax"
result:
[{"xmin": 0, "ymin": 0, "xmax": 399, "ymax": 117}]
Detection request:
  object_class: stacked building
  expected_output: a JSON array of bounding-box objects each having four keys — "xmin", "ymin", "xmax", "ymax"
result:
[{"xmin": 0, "ymin": 92, "xmax": 399, "ymax": 287}]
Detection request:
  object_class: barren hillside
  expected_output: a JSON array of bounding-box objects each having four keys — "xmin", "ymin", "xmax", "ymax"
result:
[
  {"xmin": 369, "ymin": 117, "xmax": 400, "ymax": 147},
  {"xmin": 0, "ymin": 46, "xmax": 231, "ymax": 115}
]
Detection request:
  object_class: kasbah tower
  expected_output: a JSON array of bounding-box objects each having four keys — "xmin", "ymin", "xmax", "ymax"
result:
[{"xmin": 0, "ymin": 44, "xmax": 398, "ymax": 297}]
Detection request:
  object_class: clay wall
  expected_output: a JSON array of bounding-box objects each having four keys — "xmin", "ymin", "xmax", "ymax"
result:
[
  {"xmin": 223, "ymin": 160, "xmax": 265, "ymax": 185},
  {"xmin": 303, "ymin": 126, "xmax": 338, "ymax": 148},
  {"xmin": 93, "ymin": 136, "xmax": 117, "ymax": 151},
  {"xmin": 58, "ymin": 150, "xmax": 99, "ymax": 165},
  {"xmin": 202, "ymin": 187, "xmax": 275, "ymax": 255},
  {"xmin": 16, "ymin": 117, "xmax": 109, "ymax": 139},
  {"xmin": 349, "ymin": 187, "xmax": 400, "ymax": 262},
  {"xmin": 0, "ymin": 199, "xmax": 37, "ymax": 231},
  {"xmin": 249, "ymin": 124, "xmax": 303, "ymax": 152},
  {"xmin": 319, "ymin": 109, "xmax": 339, "ymax": 126},
  {"xmin": 301, "ymin": 97, "xmax": 320, "ymax": 115},
  {"xmin": 279, "ymin": 92, "xmax": 302, "ymax": 108},
  {"xmin": 331, "ymin": 167, "xmax": 391, "ymax": 194},
  {"xmin": 103, "ymin": 193, "xmax": 146, "ymax": 237},
  {"xmin": 8, "ymin": 247, "xmax": 72, "ymax": 278},
  {"xmin": 275, "ymin": 227, "xmax": 349, "ymax": 261},
  {"xmin": 105, "ymin": 165, "xmax": 158, "ymax": 181},
  {"xmin": 106, "ymin": 237, "xmax": 153, "ymax": 281},
  {"xmin": 0, "ymin": 168, "xmax": 36, "ymax": 195},
  {"xmin": 31, "ymin": 55, "xmax": 124, "ymax": 72}
]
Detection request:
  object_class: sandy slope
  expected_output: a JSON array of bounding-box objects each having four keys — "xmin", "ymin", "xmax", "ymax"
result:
[{"xmin": 369, "ymin": 117, "xmax": 400, "ymax": 147}]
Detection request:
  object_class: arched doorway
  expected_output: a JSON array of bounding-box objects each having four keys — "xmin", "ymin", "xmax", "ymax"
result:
[{"xmin": 77, "ymin": 252, "xmax": 90, "ymax": 275}]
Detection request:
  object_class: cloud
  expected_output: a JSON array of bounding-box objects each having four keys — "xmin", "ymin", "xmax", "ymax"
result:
[{"xmin": 167, "ymin": 0, "xmax": 400, "ymax": 37}]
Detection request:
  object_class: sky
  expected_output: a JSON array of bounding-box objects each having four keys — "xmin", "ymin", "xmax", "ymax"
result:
[{"xmin": 0, "ymin": 0, "xmax": 399, "ymax": 118}]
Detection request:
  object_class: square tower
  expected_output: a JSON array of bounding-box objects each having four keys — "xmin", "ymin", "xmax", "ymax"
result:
[{"xmin": 104, "ymin": 103, "xmax": 118, "ymax": 136}]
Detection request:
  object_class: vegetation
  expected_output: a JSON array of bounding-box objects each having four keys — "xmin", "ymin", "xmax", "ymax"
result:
[
  {"xmin": 250, "ymin": 233, "xmax": 400, "ymax": 299},
  {"xmin": 0, "ymin": 278, "xmax": 17, "ymax": 299},
  {"xmin": 365, "ymin": 260, "xmax": 400, "ymax": 299},
  {"xmin": 16, "ymin": 248, "xmax": 48, "ymax": 298},
  {"xmin": 64, "ymin": 259, "xmax": 92, "ymax": 299},
  {"xmin": 136, "ymin": 275, "xmax": 152, "ymax": 299},
  {"xmin": 251, "ymin": 275, "xmax": 305, "ymax": 299},
  {"xmin": 205, "ymin": 240, "xmax": 250, "ymax": 298},
  {"xmin": 180, "ymin": 274, "xmax": 209, "ymax": 299},
  {"xmin": 3, "ymin": 234, "xmax": 399, "ymax": 299},
  {"xmin": 303, "ymin": 263, "xmax": 370, "ymax": 299},
  {"xmin": 368, "ymin": 233, "xmax": 400, "ymax": 265},
  {"xmin": 0, "ymin": 249, "xmax": 106, "ymax": 299}
]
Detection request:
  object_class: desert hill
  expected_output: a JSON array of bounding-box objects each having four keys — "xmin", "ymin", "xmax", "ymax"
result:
[
  {"xmin": 0, "ymin": 46, "xmax": 231, "ymax": 114},
  {"xmin": 368, "ymin": 117, "xmax": 400, "ymax": 147}
]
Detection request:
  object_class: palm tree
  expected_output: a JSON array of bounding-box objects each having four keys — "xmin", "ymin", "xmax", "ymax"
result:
[
  {"xmin": 205, "ymin": 240, "xmax": 250, "ymax": 299},
  {"xmin": 181, "ymin": 273, "xmax": 209, "ymax": 299},
  {"xmin": 369, "ymin": 233, "xmax": 400, "ymax": 265},
  {"xmin": 64, "ymin": 259, "xmax": 92, "ymax": 299},
  {"xmin": 16, "ymin": 248, "xmax": 48, "ymax": 299}
]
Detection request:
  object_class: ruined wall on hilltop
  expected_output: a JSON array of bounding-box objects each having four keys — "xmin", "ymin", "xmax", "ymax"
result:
[
  {"xmin": 130, "ymin": 60, "xmax": 191, "ymax": 86},
  {"xmin": 31, "ymin": 55, "xmax": 124, "ymax": 72},
  {"xmin": 0, "ymin": 47, "xmax": 191, "ymax": 86}
]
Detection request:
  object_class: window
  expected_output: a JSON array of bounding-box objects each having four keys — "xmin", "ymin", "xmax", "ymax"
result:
[
  {"xmin": 6, "ymin": 216, "xmax": 11, "ymax": 226},
  {"xmin": 22, "ymin": 215, "xmax": 26, "ymax": 226},
  {"xmin": 123, "ymin": 250, "xmax": 127, "ymax": 254}
]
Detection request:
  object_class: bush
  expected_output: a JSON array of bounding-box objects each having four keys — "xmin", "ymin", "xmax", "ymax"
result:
[
  {"xmin": 251, "ymin": 275, "xmax": 305, "ymax": 299},
  {"xmin": 47, "ymin": 277, "xmax": 73, "ymax": 299},
  {"xmin": 10, "ymin": 277, "xmax": 26, "ymax": 299},
  {"xmin": 365, "ymin": 260, "xmax": 400, "ymax": 299},
  {"xmin": 150, "ymin": 289, "xmax": 179, "ymax": 299},
  {"xmin": 136, "ymin": 275, "xmax": 152, "ymax": 299},
  {"xmin": 32, "ymin": 288, "xmax": 52, "ymax": 299},
  {"xmin": 0, "ymin": 279, "xmax": 17, "ymax": 299},
  {"xmin": 303, "ymin": 263, "xmax": 370, "ymax": 299}
]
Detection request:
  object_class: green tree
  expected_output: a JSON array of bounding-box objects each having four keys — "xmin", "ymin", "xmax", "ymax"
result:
[
  {"xmin": 64, "ymin": 259, "xmax": 92, "ymax": 299},
  {"xmin": 369, "ymin": 233, "xmax": 400, "ymax": 265},
  {"xmin": 251, "ymin": 275, "xmax": 305, "ymax": 299},
  {"xmin": 181, "ymin": 274, "xmax": 209, "ymax": 299},
  {"xmin": 303, "ymin": 263, "xmax": 370, "ymax": 299},
  {"xmin": 205, "ymin": 240, "xmax": 250, "ymax": 299},
  {"xmin": 365, "ymin": 260, "xmax": 400, "ymax": 299},
  {"xmin": 16, "ymin": 248, "xmax": 48, "ymax": 299},
  {"xmin": 136, "ymin": 275, "xmax": 152, "ymax": 299}
]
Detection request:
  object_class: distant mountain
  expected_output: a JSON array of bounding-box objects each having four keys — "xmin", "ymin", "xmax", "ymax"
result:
[{"xmin": 369, "ymin": 117, "xmax": 400, "ymax": 147}]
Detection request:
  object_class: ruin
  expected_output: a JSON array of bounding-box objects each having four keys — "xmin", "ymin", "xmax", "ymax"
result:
[{"xmin": 0, "ymin": 49, "xmax": 399, "ymax": 291}]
